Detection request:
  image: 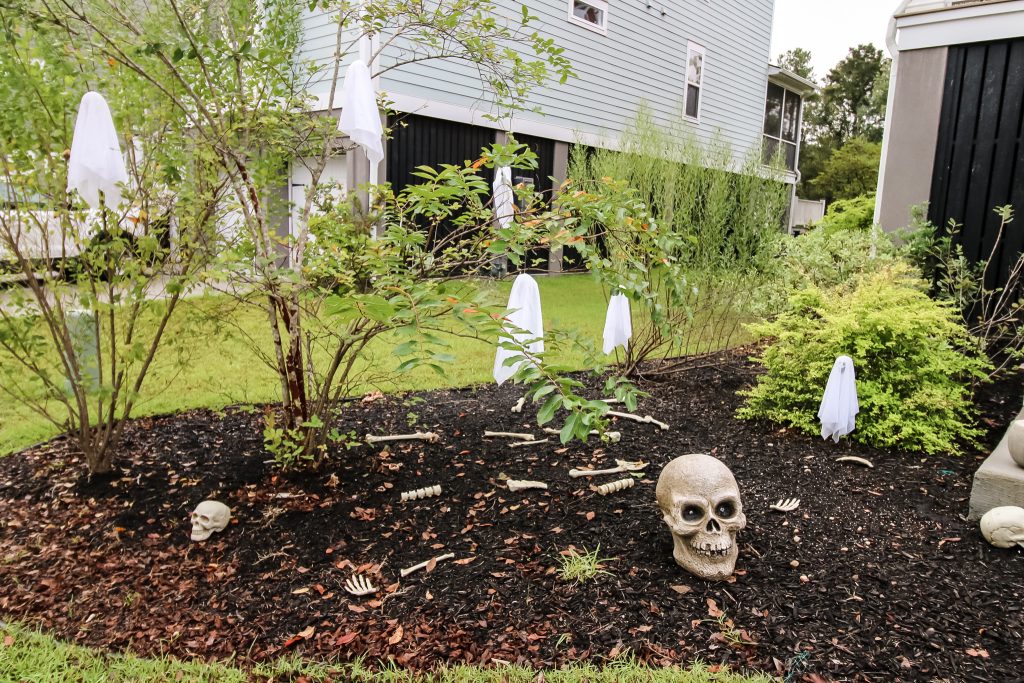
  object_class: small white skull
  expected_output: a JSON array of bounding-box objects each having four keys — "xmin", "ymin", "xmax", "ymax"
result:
[
  {"xmin": 656, "ymin": 453, "xmax": 746, "ymax": 581},
  {"xmin": 980, "ymin": 506, "xmax": 1024, "ymax": 549},
  {"xmin": 190, "ymin": 500, "xmax": 231, "ymax": 542}
]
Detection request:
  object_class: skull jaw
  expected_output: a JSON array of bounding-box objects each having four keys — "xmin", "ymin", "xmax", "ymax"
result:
[
  {"xmin": 190, "ymin": 526, "xmax": 215, "ymax": 542},
  {"xmin": 670, "ymin": 532, "xmax": 738, "ymax": 581}
]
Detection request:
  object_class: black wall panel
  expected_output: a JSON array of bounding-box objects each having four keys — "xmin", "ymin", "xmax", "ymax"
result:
[{"xmin": 930, "ymin": 39, "xmax": 1024, "ymax": 289}]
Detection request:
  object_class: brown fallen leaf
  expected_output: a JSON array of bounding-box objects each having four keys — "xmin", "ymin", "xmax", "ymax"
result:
[
  {"xmin": 938, "ymin": 537, "xmax": 962, "ymax": 548},
  {"xmin": 426, "ymin": 558, "xmax": 438, "ymax": 573},
  {"xmin": 707, "ymin": 598, "xmax": 724, "ymax": 618},
  {"xmin": 670, "ymin": 585, "xmax": 692, "ymax": 595},
  {"xmin": 453, "ymin": 557, "xmax": 476, "ymax": 565},
  {"xmin": 2, "ymin": 636, "xmax": 13, "ymax": 647},
  {"xmin": 585, "ymin": 511, "xmax": 595, "ymax": 521},
  {"xmin": 291, "ymin": 587, "xmax": 310, "ymax": 595},
  {"xmin": 336, "ymin": 632, "xmax": 357, "ymax": 645},
  {"xmin": 966, "ymin": 648, "xmax": 990, "ymax": 658},
  {"xmin": 388, "ymin": 625, "xmax": 404, "ymax": 645}
]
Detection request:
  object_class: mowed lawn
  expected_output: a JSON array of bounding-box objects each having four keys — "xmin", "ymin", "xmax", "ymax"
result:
[{"xmin": 0, "ymin": 275, "xmax": 616, "ymax": 455}]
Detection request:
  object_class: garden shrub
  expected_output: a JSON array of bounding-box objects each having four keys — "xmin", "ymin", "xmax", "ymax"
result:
[
  {"xmin": 779, "ymin": 225, "xmax": 901, "ymax": 292},
  {"xmin": 815, "ymin": 193, "xmax": 876, "ymax": 233},
  {"xmin": 739, "ymin": 267, "xmax": 991, "ymax": 455}
]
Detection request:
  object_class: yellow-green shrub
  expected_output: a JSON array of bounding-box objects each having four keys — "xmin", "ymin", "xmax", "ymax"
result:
[{"xmin": 739, "ymin": 267, "xmax": 991, "ymax": 454}]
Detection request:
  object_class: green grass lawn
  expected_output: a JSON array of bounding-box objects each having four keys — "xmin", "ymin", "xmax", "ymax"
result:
[
  {"xmin": 0, "ymin": 275, "xmax": 613, "ymax": 455},
  {"xmin": 0, "ymin": 622, "xmax": 777, "ymax": 683}
]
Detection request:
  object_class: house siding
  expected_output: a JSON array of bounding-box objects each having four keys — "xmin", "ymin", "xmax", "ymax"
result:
[{"xmin": 300, "ymin": 0, "xmax": 775, "ymax": 161}]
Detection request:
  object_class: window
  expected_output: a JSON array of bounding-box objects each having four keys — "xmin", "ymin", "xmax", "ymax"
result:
[
  {"xmin": 568, "ymin": 0, "xmax": 608, "ymax": 33},
  {"xmin": 762, "ymin": 82, "xmax": 801, "ymax": 171},
  {"xmin": 684, "ymin": 43, "xmax": 705, "ymax": 121}
]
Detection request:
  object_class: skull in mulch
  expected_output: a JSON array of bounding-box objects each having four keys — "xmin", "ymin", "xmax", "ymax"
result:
[
  {"xmin": 656, "ymin": 453, "xmax": 746, "ymax": 581},
  {"xmin": 189, "ymin": 500, "xmax": 231, "ymax": 542}
]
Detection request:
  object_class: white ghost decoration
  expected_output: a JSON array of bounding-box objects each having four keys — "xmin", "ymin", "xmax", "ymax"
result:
[
  {"xmin": 67, "ymin": 91, "xmax": 128, "ymax": 209},
  {"xmin": 818, "ymin": 355, "xmax": 859, "ymax": 442},
  {"xmin": 338, "ymin": 59, "xmax": 384, "ymax": 164},
  {"xmin": 492, "ymin": 165, "xmax": 515, "ymax": 230},
  {"xmin": 493, "ymin": 273, "xmax": 544, "ymax": 385},
  {"xmin": 602, "ymin": 292, "xmax": 632, "ymax": 354}
]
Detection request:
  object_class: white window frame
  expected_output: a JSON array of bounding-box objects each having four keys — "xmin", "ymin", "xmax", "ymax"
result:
[
  {"xmin": 684, "ymin": 42, "xmax": 706, "ymax": 122},
  {"xmin": 761, "ymin": 82, "xmax": 802, "ymax": 172},
  {"xmin": 567, "ymin": 0, "xmax": 608, "ymax": 35}
]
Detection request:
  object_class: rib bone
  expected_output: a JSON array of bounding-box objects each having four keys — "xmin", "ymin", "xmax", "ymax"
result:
[
  {"xmin": 507, "ymin": 479, "xmax": 549, "ymax": 492},
  {"xmin": 344, "ymin": 574, "xmax": 378, "ymax": 596},
  {"xmin": 770, "ymin": 497, "xmax": 801, "ymax": 512},
  {"xmin": 570, "ymin": 459, "xmax": 648, "ymax": 479},
  {"xmin": 366, "ymin": 431, "xmax": 440, "ymax": 445},
  {"xmin": 400, "ymin": 552, "xmax": 455, "ymax": 578},
  {"xmin": 485, "ymin": 430, "xmax": 535, "ymax": 441},
  {"xmin": 400, "ymin": 484, "xmax": 441, "ymax": 502},
  {"xmin": 596, "ymin": 477, "xmax": 635, "ymax": 495},
  {"xmin": 605, "ymin": 410, "xmax": 669, "ymax": 431},
  {"xmin": 836, "ymin": 456, "xmax": 874, "ymax": 468},
  {"xmin": 543, "ymin": 427, "xmax": 621, "ymax": 443}
]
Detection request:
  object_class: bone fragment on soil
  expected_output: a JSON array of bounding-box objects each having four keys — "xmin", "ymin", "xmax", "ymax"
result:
[
  {"xmin": 511, "ymin": 397, "xmax": 527, "ymax": 413},
  {"xmin": 836, "ymin": 456, "xmax": 874, "ymax": 468},
  {"xmin": 366, "ymin": 431, "xmax": 440, "ymax": 445},
  {"xmin": 400, "ymin": 484, "xmax": 442, "ymax": 502},
  {"xmin": 507, "ymin": 479, "xmax": 549, "ymax": 492},
  {"xmin": 569, "ymin": 459, "xmax": 647, "ymax": 479},
  {"xmin": 508, "ymin": 439, "xmax": 550, "ymax": 449},
  {"xmin": 484, "ymin": 430, "xmax": 535, "ymax": 441},
  {"xmin": 543, "ymin": 427, "xmax": 621, "ymax": 443},
  {"xmin": 399, "ymin": 552, "xmax": 456, "ymax": 578},
  {"xmin": 605, "ymin": 410, "xmax": 669, "ymax": 431},
  {"xmin": 595, "ymin": 477, "xmax": 636, "ymax": 495}
]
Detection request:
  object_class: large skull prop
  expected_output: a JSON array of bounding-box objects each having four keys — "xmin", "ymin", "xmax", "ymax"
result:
[
  {"xmin": 980, "ymin": 506, "xmax": 1024, "ymax": 549},
  {"xmin": 190, "ymin": 500, "xmax": 231, "ymax": 542},
  {"xmin": 656, "ymin": 454, "xmax": 746, "ymax": 580}
]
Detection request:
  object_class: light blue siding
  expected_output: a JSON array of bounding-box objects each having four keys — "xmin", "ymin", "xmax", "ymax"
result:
[{"xmin": 300, "ymin": 0, "xmax": 775, "ymax": 159}]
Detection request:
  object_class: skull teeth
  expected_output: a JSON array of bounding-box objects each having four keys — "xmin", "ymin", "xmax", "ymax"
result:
[{"xmin": 691, "ymin": 543, "xmax": 731, "ymax": 557}]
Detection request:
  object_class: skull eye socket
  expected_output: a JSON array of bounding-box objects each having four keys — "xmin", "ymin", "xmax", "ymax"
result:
[
  {"xmin": 715, "ymin": 501, "xmax": 736, "ymax": 519},
  {"xmin": 682, "ymin": 505, "xmax": 704, "ymax": 522}
]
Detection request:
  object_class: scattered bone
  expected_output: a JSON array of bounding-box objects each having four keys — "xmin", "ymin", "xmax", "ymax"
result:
[
  {"xmin": 595, "ymin": 477, "xmax": 636, "ymax": 495},
  {"xmin": 400, "ymin": 484, "xmax": 442, "ymax": 502},
  {"xmin": 543, "ymin": 427, "xmax": 621, "ymax": 443},
  {"xmin": 400, "ymin": 552, "xmax": 456, "ymax": 578},
  {"xmin": 507, "ymin": 479, "xmax": 549, "ymax": 492},
  {"xmin": 606, "ymin": 410, "xmax": 669, "ymax": 431},
  {"xmin": 569, "ymin": 459, "xmax": 648, "ymax": 479},
  {"xmin": 511, "ymin": 397, "xmax": 526, "ymax": 413},
  {"xmin": 836, "ymin": 456, "xmax": 874, "ymax": 468},
  {"xmin": 366, "ymin": 431, "xmax": 440, "ymax": 445},
  {"xmin": 600, "ymin": 398, "xmax": 624, "ymax": 405},
  {"xmin": 485, "ymin": 430, "xmax": 535, "ymax": 441},
  {"xmin": 344, "ymin": 574, "xmax": 377, "ymax": 596},
  {"xmin": 508, "ymin": 439, "xmax": 549, "ymax": 449},
  {"xmin": 770, "ymin": 497, "xmax": 801, "ymax": 512}
]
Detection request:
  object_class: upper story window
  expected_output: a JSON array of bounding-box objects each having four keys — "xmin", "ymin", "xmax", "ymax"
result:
[
  {"xmin": 763, "ymin": 82, "xmax": 801, "ymax": 171},
  {"xmin": 684, "ymin": 43, "xmax": 705, "ymax": 121},
  {"xmin": 568, "ymin": 0, "xmax": 608, "ymax": 34}
]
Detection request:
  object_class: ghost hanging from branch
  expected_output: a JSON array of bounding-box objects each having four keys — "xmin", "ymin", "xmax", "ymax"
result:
[
  {"xmin": 602, "ymin": 291, "xmax": 632, "ymax": 354},
  {"xmin": 67, "ymin": 91, "xmax": 128, "ymax": 210},
  {"xmin": 493, "ymin": 273, "xmax": 544, "ymax": 385},
  {"xmin": 818, "ymin": 355, "xmax": 859, "ymax": 442}
]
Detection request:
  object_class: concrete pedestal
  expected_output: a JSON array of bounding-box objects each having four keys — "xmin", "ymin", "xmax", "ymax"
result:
[{"xmin": 968, "ymin": 406, "xmax": 1024, "ymax": 521}]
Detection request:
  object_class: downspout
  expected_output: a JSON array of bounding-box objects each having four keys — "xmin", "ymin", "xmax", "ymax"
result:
[{"xmin": 873, "ymin": 0, "xmax": 913, "ymax": 229}]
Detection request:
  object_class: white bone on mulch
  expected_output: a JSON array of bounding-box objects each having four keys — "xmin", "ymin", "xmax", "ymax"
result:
[
  {"xmin": 400, "ymin": 552, "xmax": 455, "ymax": 578},
  {"xmin": 508, "ymin": 438, "xmax": 549, "ymax": 449},
  {"xmin": 542, "ymin": 427, "xmax": 621, "ymax": 443},
  {"xmin": 365, "ymin": 431, "xmax": 440, "ymax": 445},
  {"xmin": 344, "ymin": 574, "xmax": 378, "ymax": 596},
  {"xmin": 507, "ymin": 479, "xmax": 549, "ymax": 492},
  {"xmin": 595, "ymin": 477, "xmax": 635, "ymax": 495},
  {"xmin": 484, "ymin": 430, "xmax": 535, "ymax": 440},
  {"xmin": 569, "ymin": 459, "xmax": 647, "ymax": 479},
  {"xmin": 836, "ymin": 456, "xmax": 874, "ymax": 468},
  {"xmin": 605, "ymin": 410, "xmax": 669, "ymax": 431},
  {"xmin": 770, "ymin": 497, "xmax": 801, "ymax": 512},
  {"xmin": 400, "ymin": 484, "xmax": 442, "ymax": 502}
]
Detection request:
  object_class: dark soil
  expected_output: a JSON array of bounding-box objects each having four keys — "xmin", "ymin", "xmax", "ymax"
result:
[{"xmin": 1, "ymin": 350, "xmax": 1022, "ymax": 682}]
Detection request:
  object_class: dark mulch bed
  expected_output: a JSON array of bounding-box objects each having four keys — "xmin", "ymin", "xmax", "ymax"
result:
[{"xmin": 1, "ymin": 351, "xmax": 1022, "ymax": 682}]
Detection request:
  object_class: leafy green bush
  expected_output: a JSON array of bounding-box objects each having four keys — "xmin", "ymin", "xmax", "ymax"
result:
[
  {"xmin": 739, "ymin": 267, "xmax": 990, "ymax": 454},
  {"xmin": 815, "ymin": 193, "xmax": 876, "ymax": 233},
  {"xmin": 780, "ymin": 225, "xmax": 900, "ymax": 291}
]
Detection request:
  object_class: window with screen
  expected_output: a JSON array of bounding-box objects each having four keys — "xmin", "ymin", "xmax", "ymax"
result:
[
  {"xmin": 684, "ymin": 43, "xmax": 705, "ymax": 120},
  {"xmin": 762, "ymin": 82, "xmax": 801, "ymax": 171}
]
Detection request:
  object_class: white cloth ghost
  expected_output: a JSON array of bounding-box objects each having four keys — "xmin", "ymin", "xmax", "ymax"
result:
[
  {"xmin": 492, "ymin": 165, "xmax": 514, "ymax": 230},
  {"xmin": 339, "ymin": 59, "xmax": 384, "ymax": 164},
  {"xmin": 602, "ymin": 292, "xmax": 632, "ymax": 354},
  {"xmin": 67, "ymin": 92, "xmax": 128, "ymax": 210},
  {"xmin": 818, "ymin": 355, "xmax": 859, "ymax": 442},
  {"xmin": 493, "ymin": 273, "xmax": 544, "ymax": 385}
]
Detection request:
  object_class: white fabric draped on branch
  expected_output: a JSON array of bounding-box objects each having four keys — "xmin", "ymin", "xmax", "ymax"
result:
[
  {"xmin": 602, "ymin": 292, "xmax": 632, "ymax": 354},
  {"xmin": 818, "ymin": 355, "xmax": 859, "ymax": 442},
  {"xmin": 338, "ymin": 59, "xmax": 384, "ymax": 164},
  {"xmin": 492, "ymin": 166, "xmax": 515, "ymax": 230},
  {"xmin": 493, "ymin": 273, "xmax": 544, "ymax": 385},
  {"xmin": 67, "ymin": 91, "xmax": 128, "ymax": 210}
]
